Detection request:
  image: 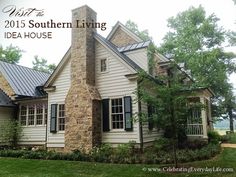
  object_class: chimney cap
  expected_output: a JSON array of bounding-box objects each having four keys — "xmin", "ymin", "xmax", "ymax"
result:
[{"xmin": 71, "ymin": 5, "xmax": 97, "ymax": 15}]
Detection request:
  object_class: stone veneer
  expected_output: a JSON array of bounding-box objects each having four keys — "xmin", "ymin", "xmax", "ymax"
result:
[
  {"xmin": 65, "ymin": 5, "xmax": 101, "ymax": 153},
  {"xmin": 0, "ymin": 73, "xmax": 15, "ymax": 99},
  {"xmin": 110, "ymin": 26, "xmax": 139, "ymax": 47}
]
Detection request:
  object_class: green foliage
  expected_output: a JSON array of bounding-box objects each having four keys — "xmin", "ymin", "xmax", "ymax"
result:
[
  {"xmin": 112, "ymin": 141, "xmax": 137, "ymax": 163},
  {"xmin": 137, "ymin": 63, "xmax": 201, "ymax": 141},
  {"xmin": 136, "ymin": 63, "xmax": 205, "ymax": 167},
  {"xmin": 90, "ymin": 144, "xmax": 113, "ymax": 162},
  {"xmin": 0, "ymin": 142, "xmax": 220, "ymax": 165},
  {"xmin": 207, "ymin": 130, "xmax": 221, "ymax": 144},
  {"xmin": 0, "ymin": 120, "xmax": 22, "ymax": 147},
  {"xmin": 153, "ymin": 138, "xmax": 171, "ymax": 152},
  {"xmin": 0, "ymin": 45, "xmax": 22, "ymax": 64},
  {"xmin": 158, "ymin": 5, "xmax": 236, "ymax": 120},
  {"xmin": 221, "ymin": 133, "xmax": 236, "ymax": 143},
  {"xmin": 125, "ymin": 20, "xmax": 151, "ymax": 41},
  {"xmin": 32, "ymin": 55, "xmax": 56, "ymax": 73}
]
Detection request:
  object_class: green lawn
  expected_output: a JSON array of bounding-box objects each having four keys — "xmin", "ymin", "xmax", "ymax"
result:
[{"xmin": 0, "ymin": 148, "xmax": 235, "ymax": 177}]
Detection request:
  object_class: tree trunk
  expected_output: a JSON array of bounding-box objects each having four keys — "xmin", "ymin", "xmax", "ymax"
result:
[{"xmin": 229, "ymin": 109, "xmax": 234, "ymax": 132}]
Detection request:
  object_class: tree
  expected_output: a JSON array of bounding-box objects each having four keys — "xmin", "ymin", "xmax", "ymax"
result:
[
  {"xmin": 136, "ymin": 63, "xmax": 202, "ymax": 167},
  {"xmin": 32, "ymin": 55, "xmax": 56, "ymax": 73},
  {"xmin": 221, "ymin": 89, "xmax": 236, "ymax": 132},
  {"xmin": 125, "ymin": 20, "xmax": 151, "ymax": 41},
  {"xmin": 0, "ymin": 45, "xmax": 22, "ymax": 64},
  {"xmin": 158, "ymin": 6, "xmax": 236, "ymax": 121},
  {"xmin": 229, "ymin": 0, "xmax": 236, "ymax": 45}
]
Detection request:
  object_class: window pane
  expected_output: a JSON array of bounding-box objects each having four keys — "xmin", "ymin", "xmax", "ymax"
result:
[
  {"xmin": 58, "ymin": 104, "xmax": 65, "ymax": 131},
  {"xmin": 20, "ymin": 105, "xmax": 27, "ymax": 126},
  {"xmin": 111, "ymin": 98, "xmax": 123, "ymax": 129},
  {"xmin": 28, "ymin": 106, "xmax": 35, "ymax": 125},
  {"xmin": 36, "ymin": 104, "xmax": 43, "ymax": 125},
  {"xmin": 44, "ymin": 105, "xmax": 48, "ymax": 125},
  {"xmin": 101, "ymin": 59, "xmax": 107, "ymax": 72}
]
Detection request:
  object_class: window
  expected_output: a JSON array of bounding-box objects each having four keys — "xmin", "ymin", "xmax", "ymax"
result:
[
  {"xmin": 28, "ymin": 105, "xmax": 35, "ymax": 125},
  {"xmin": 44, "ymin": 105, "xmax": 48, "ymax": 125},
  {"xmin": 19, "ymin": 103, "xmax": 47, "ymax": 127},
  {"xmin": 101, "ymin": 59, "xmax": 107, "ymax": 72},
  {"xmin": 58, "ymin": 104, "xmax": 65, "ymax": 131},
  {"xmin": 36, "ymin": 104, "xmax": 43, "ymax": 125},
  {"xmin": 111, "ymin": 98, "xmax": 123, "ymax": 129},
  {"xmin": 20, "ymin": 106, "xmax": 27, "ymax": 126}
]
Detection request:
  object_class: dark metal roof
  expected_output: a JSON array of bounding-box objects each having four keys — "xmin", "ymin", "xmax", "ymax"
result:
[
  {"xmin": 94, "ymin": 33, "xmax": 142, "ymax": 72},
  {"xmin": 0, "ymin": 89, "xmax": 15, "ymax": 107},
  {"xmin": 0, "ymin": 61, "xmax": 50, "ymax": 97},
  {"xmin": 117, "ymin": 41, "xmax": 151, "ymax": 53}
]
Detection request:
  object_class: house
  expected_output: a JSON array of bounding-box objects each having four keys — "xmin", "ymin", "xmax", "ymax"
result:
[{"xmin": 0, "ymin": 5, "xmax": 213, "ymax": 152}]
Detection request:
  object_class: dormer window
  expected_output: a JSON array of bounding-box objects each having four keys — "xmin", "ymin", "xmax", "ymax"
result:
[{"xmin": 101, "ymin": 58, "xmax": 108, "ymax": 72}]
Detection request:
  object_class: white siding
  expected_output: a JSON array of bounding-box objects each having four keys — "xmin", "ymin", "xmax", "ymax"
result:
[
  {"xmin": 47, "ymin": 60, "xmax": 71, "ymax": 148},
  {"xmin": 0, "ymin": 107, "xmax": 14, "ymax": 144},
  {"xmin": 19, "ymin": 126, "xmax": 46, "ymax": 145},
  {"xmin": 124, "ymin": 49, "xmax": 148, "ymax": 71},
  {"xmin": 141, "ymin": 102, "xmax": 161, "ymax": 144},
  {"xmin": 95, "ymin": 41, "xmax": 140, "ymax": 145},
  {"xmin": 18, "ymin": 100, "xmax": 47, "ymax": 145}
]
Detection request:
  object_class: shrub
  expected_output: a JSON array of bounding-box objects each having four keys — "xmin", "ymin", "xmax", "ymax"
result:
[
  {"xmin": 112, "ymin": 141, "xmax": 136, "ymax": 163},
  {"xmin": 0, "ymin": 141, "xmax": 221, "ymax": 164},
  {"xmin": 0, "ymin": 120, "xmax": 22, "ymax": 147},
  {"xmin": 220, "ymin": 134, "xmax": 230, "ymax": 143},
  {"xmin": 153, "ymin": 138, "xmax": 171, "ymax": 152},
  {"xmin": 187, "ymin": 139, "xmax": 208, "ymax": 150},
  {"xmin": 90, "ymin": 144, "xmax": 113, "ymax": 162},
  {"xmin": 207, "ymin": 130, "xmax": 221, "ymax": 144}
]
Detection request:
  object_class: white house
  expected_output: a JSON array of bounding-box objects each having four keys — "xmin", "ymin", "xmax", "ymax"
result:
[{"xmin": 0, "ymin": 5, "xmax": 213, "ymax": 152}]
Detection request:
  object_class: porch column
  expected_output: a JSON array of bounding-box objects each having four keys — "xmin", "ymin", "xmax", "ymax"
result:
[{"xmin": 200, "ymin": 97, "xmax": 208, "ymax": 138}]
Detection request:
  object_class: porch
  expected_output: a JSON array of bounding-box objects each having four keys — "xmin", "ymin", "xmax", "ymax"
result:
[{"xmin": 186, "ymin": 96, "xmax": 212, "ymax": 138}]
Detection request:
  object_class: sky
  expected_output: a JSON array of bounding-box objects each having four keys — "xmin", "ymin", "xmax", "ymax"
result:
[{"xmin": 0, "ymin": 0, "xmax": 235, "ymax": 91}]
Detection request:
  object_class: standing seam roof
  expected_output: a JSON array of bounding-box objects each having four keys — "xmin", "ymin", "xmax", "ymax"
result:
[{"xmin": 0, "ymin": 61, "xmax": 50, "ymax": 97}]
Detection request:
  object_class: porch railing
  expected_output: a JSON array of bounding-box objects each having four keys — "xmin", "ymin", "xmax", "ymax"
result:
[{"xmin": 186, "ymin": 124, "xmax": 203, "ymax": 135}]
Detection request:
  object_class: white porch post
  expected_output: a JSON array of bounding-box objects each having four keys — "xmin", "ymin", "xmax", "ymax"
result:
[{"xmin": 200, "ymin": 97, "xmax": 208, "ymax": 138}]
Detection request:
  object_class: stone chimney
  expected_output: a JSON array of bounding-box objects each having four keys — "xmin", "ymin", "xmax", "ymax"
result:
[{"xmin": 65, "ymin": 5, "xmax": 101, "ymax": 153}]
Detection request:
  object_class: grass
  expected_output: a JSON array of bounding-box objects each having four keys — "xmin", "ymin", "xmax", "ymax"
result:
[{"xmin": 0, "ymin": 148, "xmax": 235, "ymax": 177}]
